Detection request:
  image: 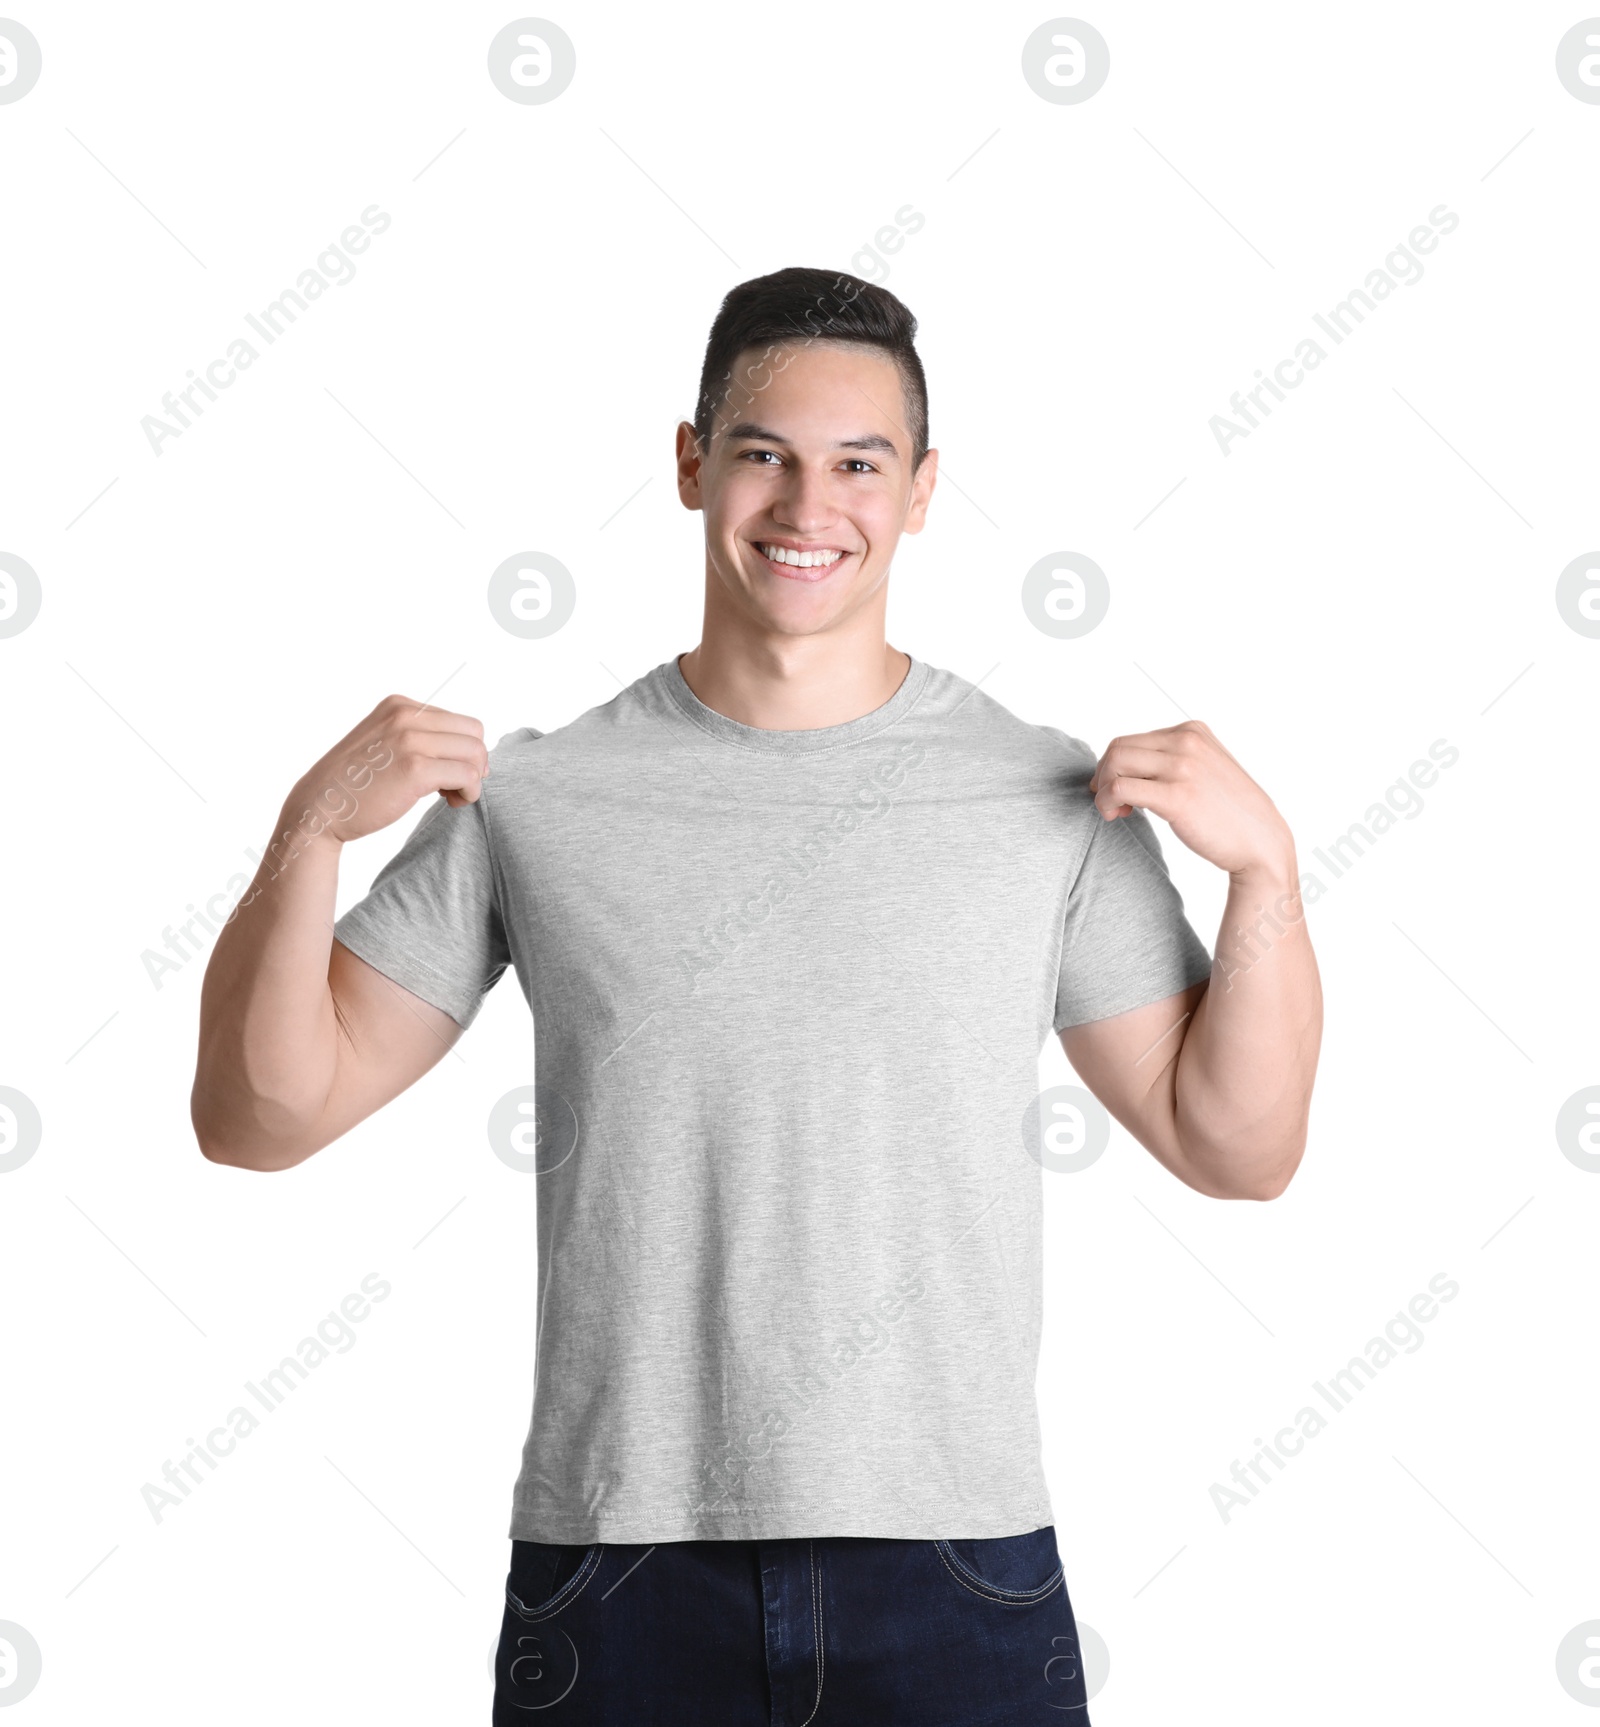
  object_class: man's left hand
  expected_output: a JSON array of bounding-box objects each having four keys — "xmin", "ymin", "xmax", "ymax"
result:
[{"xmin": 1087, "ymin": 719, "xmax": 1295, "ymax": 882}]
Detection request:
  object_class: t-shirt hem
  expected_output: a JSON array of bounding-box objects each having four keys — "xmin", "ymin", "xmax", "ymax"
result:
[
  {"xmin": 1054, "ymin": 948, "xmax": 1214, "ymax": 1034},
  {"xmin": 332, "ymin": 913, "xmax": 482, "ymax": 1029},
  {"xmin": 507, "ymin": 1501, "xmax": 1058, "ymax": 1545}
]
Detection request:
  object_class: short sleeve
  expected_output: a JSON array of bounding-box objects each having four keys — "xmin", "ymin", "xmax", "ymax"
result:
[
  {"xmin": 333, "ymin": 793, "xmax": 511, "ymax": 1030},
  {"xmin": 1053, "ymin": 806, "xmax": 1213, "ymax": 1031}
]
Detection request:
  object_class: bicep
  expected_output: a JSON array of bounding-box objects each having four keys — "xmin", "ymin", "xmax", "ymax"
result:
[
  {"xmin": 317, "ymin": 938, "xmax": 468, "ymax": 1147},
  {"xmin": 1057, "ymin": 980, "xmax": 1218, "ymax": 1193}
]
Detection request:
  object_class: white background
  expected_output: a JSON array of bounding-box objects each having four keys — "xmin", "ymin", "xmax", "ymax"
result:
[{"xmin": 3, "ymin": 1, "xmax": 1597, "ymax": 1721}]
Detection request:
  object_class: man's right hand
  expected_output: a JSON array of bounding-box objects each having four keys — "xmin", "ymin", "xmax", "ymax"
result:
[
  {"xmin": 193, "ymin": 693, "xmax": 489, "ymax": 1170},
  {"xmin": 285, "ymin": 694, "xmax": 489, "ymax": 847}
]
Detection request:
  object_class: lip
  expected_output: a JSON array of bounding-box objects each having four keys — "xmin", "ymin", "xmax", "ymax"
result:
[{"xmin": 749, "ymin": 540, "xmax": 856, "ymax": 583}]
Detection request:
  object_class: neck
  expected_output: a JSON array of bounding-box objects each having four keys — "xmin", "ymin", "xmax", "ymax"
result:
[{"xmin": 678, "ymin": 602, "xmax": 910, "ymax": 732}]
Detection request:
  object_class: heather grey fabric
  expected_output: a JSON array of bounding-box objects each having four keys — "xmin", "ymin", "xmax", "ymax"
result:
[{"xmin": 333, "ymin": 656, "xmax": 1213, "ymax": 1543}]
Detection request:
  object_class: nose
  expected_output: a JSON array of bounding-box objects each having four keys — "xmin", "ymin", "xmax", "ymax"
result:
[{"xmin": 770, "ymin": 465, "xmax": 838, "ymax": 536}]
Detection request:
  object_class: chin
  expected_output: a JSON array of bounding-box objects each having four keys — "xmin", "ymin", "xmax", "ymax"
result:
[{"xmin": 745, "ymin": 598, "xmax": 849, "ymax": 638}]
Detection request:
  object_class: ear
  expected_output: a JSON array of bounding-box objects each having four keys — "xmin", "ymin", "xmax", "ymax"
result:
[
  {"xmin": 901, "ymin": 447, "xmax": 939, "ymax": 535},
  {"xmin": 675, "ymin": 420, "xmax": 705, "ymax": 512}
]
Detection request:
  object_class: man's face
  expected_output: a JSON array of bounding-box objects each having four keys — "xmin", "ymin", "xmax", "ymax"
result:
[{"xmin": 676, "ymin": 340, "xmax": 937, "ymax": 636}]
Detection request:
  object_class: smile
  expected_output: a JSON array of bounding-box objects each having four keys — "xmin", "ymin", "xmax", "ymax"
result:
[{"xmin": 753, "ymin": 541, "xmax": 853, "ymax": 582}]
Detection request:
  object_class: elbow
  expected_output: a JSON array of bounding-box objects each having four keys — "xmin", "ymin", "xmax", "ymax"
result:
[
  {"xmin": 191, "ymin": 1095, "xmax": 229, "ymax": 1164},
  {"xmin": 191, "ymin": 1090, "xmax": 310, "ymax": 1172},
  {"xmin": 193, "ymin": 1120, "xmax": 256, "ymax": 1169},
  {"xmin": 195, "ymin": 1132, "xmax": 309, "ymax": 1173},
  {"xmin": 1243, "ymin": 1169, "xmax": 1293, "ymax": 1201},
  {"xmin": 195, "ymin": 1133, "xmax": 254, "ymax": 1169},
  {"xmin": 1241, "ymin": 1139, "xmax": 1305, "ymax": 1201},
  {"xmin": 1178, "ymin": 1132, "xmax": 1303, "ymax": 1201},
  {"xmin": 191, "ymin": 1087, "xmax": 243, "ymax": 1167},
  {"xmin": 1169, "ymin": 1087, "xmax": 1311, "ymax": 1199}
]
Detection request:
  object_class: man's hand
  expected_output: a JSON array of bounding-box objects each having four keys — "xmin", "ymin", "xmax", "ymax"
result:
[
  {"xmin": 1087, "ymin": 718, "xmax": 1293, "ymax": 882},
  {"xmin": 1068, "ymin": 717, "xmax": 1320, "ymax": 1201},
  {"xmin": 192, "ymin": 693, "xmax": 488, "ymax": 1171},
  {"xmin": 285, "ymin": 694, "xmax": 490, "ymax": 848}
]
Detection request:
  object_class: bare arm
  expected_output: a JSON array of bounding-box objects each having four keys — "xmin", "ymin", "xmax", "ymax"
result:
[
  {"xmin": 1058, "ymin": 721, "xmax": 1323, "ymax": 1201},
  {"xmin": 190, "ymin": 695, "xmax": 489, "ymax": 1171}
]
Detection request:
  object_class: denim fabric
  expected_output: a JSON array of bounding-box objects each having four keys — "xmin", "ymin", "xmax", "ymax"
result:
[{"xmin": 492, "ymin": 1524, "xmax": 1092, "ymax": 1724}]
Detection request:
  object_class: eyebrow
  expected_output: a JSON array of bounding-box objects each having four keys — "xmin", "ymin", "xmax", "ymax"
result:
[{"xmin": 722, "ymin": 422, "xmax": 900, "ymax": 458}]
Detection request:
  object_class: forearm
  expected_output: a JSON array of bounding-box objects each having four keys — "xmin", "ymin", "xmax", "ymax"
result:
[
  {"xmin": 1173, "ymin": 858, "xmax": 1322, "ymax": 1198},
  {"xmin": 191, "ymin": 790, "xmax": 346, "ymax": 1168}
]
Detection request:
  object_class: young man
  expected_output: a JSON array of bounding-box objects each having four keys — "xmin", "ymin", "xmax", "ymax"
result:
[{"xmin": 192, "ymin": 267, "xmax": 1321, "ymax": 1724}]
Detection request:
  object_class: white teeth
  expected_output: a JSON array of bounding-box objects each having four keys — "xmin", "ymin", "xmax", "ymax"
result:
[{"xmin": 759, "ymin": 543, "xmax": 843, "ymax": 568}]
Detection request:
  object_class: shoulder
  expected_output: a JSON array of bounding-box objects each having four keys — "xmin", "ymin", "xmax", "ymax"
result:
[
  {"xmin": 487, "ymin": 723, "xmax": 546, "ymax": 762},
  {"xmin": 479, "ymin": 668, "xmax": 667, "ymax": 806},
  {"xmin": 915, "ymin": 661, "xmax": 1099, "ymax": 784},
  {"xmin": 487, "ymin": 665, "xmax": 668, "ymax": 762}
]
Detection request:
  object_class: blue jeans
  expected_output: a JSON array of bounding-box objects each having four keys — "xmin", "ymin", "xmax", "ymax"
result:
[{"xmin": 492, "ymin": 1525, "xmax": 1092, "ymax": 1723}]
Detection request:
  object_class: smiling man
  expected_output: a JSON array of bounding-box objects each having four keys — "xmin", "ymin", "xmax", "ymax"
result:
[{"xmin": 191, "ymin": 267, "xmax": 1322, "ymax": 1724}]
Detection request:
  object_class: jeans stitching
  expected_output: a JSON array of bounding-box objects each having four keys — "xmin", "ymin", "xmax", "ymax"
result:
[
  {"xmin": 933, "ymin": 1538, "xmax": 1064, "ymax": 1604},
  {"xmin": 797, "ymin": 1538, "xmax": 825, "ymax": 1726},
  {"xmin": 505, "ymin": 1542, "xmax": 605, "ymax": 1622}
]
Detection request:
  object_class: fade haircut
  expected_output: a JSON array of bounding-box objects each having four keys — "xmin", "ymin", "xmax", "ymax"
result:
[{"xmin": 693, "ymin": 266, "xmax": 929, "ymax": 470}]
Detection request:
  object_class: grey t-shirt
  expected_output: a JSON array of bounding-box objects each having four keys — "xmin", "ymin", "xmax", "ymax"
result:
[{"xmin": 333, "ymin": 655, "xmax": 1213, "ymax": 1544}]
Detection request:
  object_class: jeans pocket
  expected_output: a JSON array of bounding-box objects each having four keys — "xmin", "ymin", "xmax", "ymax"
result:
[
  {"xmin": 933, "ymin": 1524, "xmax": 1064, "ymax": 1605},
  {"xmin": 504, "ymin": 1538, "xmax": 604, "ymax": 1622}
]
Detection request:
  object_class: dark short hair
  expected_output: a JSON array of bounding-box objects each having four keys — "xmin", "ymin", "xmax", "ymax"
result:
[{"xmin": 693, "ymin": 266, "xmax": 929, "ymax": 470}]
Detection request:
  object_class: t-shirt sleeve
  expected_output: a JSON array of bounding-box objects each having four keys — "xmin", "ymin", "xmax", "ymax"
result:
[
  {"xmin": 1053, "ymin": 806, "xmax": 1214, "ymax": 1031},
  {"xmin": 332, "ymin": 792, "xmax": 511, "ymax": 1030}
]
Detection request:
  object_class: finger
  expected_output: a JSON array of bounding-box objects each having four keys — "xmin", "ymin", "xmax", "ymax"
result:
[
  {"xmin": 1161, "ymin": 718, "xmax": 1247, "ymax": 780},
  {"xmin": 1094, "ymin": 780, "xmax": 1142, "ymax": 818},
  {"xmin": 1183, "ymin": 719, "xmax": 1247, "ymax": 774},
  {"xmin": 409, "ymin": 755, "xmax": 485, "ymax": 802},
  {"xmin": 1095, "ymin": 744, "xmax": 1173, "ymax": 785},
  {"xmin": 396, "ymin": 732, "xmax": 491, "ymax": 784},
  {"xmin": 1092, "ymin": 745, "xmax": 1175, "ymax": 816},
  {"xmin": 1095, "ymin": 772, "xmax": 1183, "ymax": 825},
  {"xmin": 1089, "ymin": 732, "xmax": 1189, "ymax": 793},
  {"xmin": 411, "ymin": 708, "xmax": 486, "ymax": 744},
  {"xmin": 379, "ymin": 695, "xmax": 485, "ymax": 742},
  {"xmin": 1102, "ymin": 725, "xmax": 1203, "ymax": 758}
]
